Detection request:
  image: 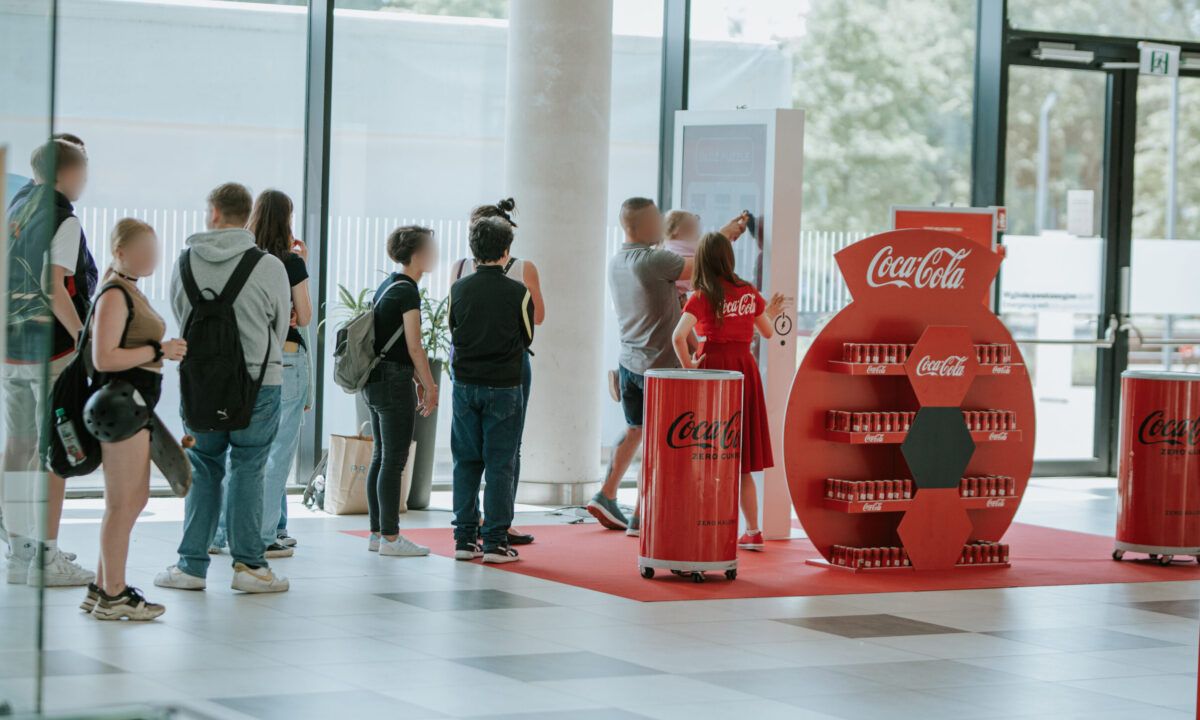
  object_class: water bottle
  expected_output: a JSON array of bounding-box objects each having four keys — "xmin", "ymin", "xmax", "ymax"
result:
[{"xmin": 54, "ymin": 409, "xmax": 85, "ymax": 466}]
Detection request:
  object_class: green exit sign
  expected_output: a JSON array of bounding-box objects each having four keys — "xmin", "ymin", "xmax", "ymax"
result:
[{"xmin": 1139, "ymin": 41, "xmax": 1180, "ymax": 77}]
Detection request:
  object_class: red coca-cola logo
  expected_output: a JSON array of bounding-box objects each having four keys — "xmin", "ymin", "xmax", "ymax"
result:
[
  {"xmin": 666, "ymin": 411, "xmax": 742, "ymax": 450},
  {"xmin": 915, "ymin": 355, "xmax": 968, "ymax": 377},
  {"xmin": 1137, "ymin": 410, "xmax": 1200, "ymax": 446},
  {"xmin": 720, "ymin": 293, "xmax": 758, "ymax": 318},
  {"xmin": 866, "ymin": 246, "xmax": 970, "ymax": 290}
]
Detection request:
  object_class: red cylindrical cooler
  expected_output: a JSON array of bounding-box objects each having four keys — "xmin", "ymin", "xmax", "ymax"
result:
[
  {"xmin": 1115, "ymin": 371, "xmax": 1200, "ymax": 563},
  {"xmin": 639, "ymin": 369, "xmax": 743, "ymax": 582}
]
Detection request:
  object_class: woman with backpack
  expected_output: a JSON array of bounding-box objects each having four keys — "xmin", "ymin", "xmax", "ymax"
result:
[
  {"xmin": 363, "ymin": 225, "xmax": 440, "ymax": 557},
  {"xmin": 452, "ymin": 199, "xmax": 544, "ymax": 545},
  {"xmin": 86, "ymin": 218, "xmax": 186, "ymax": 620}
]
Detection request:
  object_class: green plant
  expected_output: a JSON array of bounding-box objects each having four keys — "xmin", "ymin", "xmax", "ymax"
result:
[{"xmin": 420, "ymin": 289, "xmax": 450, "ymax": 362}]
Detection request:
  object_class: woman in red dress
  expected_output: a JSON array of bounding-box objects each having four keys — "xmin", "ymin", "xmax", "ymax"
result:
[{"xmin": 671, "ymin": 232, "xmax": 784, "ymax": 550}]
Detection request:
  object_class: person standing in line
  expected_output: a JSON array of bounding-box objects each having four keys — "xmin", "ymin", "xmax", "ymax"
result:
[
  {"xmin": 452, "ymin": 198, "xmax": 545, "ymax": 546},
  {"xmin": 3, "ymin": 137, "xmax": 97, "ymax": 587},
  {"xmin": 209, "ymin": 190, "xmax": 312, "ymax": 559},
  {"xmin": 449, "ymin": 218, "xmax": 534, "ymax": 564},
  {"xmin": 588, "ymin": 198, "xmax": 746, "ymax": 536},
  {"xmin": 362, "ymin": 226, "xmax": 439, "ymax": 557},
  {"xmin": 661, "ymin": 209, "xmax": 700, "ymax": 303},
  {"xmin": 671, "ymin": 231, "xmax": 784, "ymax": 551},
  {"xmin": 85, "ymin": 219, "xmax": 187, "ymax": 619},
  {"xmin": 154, "ymin": 182, "xmax": 291, "ymax": 594}
]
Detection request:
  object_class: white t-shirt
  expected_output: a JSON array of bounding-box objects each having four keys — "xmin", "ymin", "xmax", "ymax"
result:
[{"xmin": 49, "ymin": 216, "xmax": 82, "ymax": 271}]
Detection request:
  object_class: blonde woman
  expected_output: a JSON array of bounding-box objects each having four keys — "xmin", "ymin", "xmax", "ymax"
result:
[{"xmin": 85, "ymin": 219, "xmax": 186, "ymax": 619}]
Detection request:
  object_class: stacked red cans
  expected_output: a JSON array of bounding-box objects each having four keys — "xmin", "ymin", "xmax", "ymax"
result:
[
  {"xmin": 825, "ymin": 478, "xmax": 914, "ymax": 501},
  {"xmin": 841, "ymin": 343, "xmax": 914, "ymax": 364},
  {"xmin": 962, "ymin": 409, "xmax": 1017, "ymax": 431},
  {"xmin": 974, "ymin": 343, "xmax": 1013, "ymax": 365},
  {"xmin": 826, "ymin": 410, "xmax": 917, "ymax": 434},
  {"xmin": 958, "ymin": 542, "xmax": 1009, "ymax": 565},
  {"xmin": 957, "ymin": 475, "xmax": 1016, "ymax": 498},
  {"xmin": 830, "ymin": 545, "xmax": 911, "ymax": 568}
]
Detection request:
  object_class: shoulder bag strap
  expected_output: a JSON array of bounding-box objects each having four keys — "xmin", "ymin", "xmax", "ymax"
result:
[
  {"xmin": 377, "ymin": 279, "xmax": 415, "ymax": 359},
  {"xmin": 220, "ymin": 248, "xmax": 265, "ymax": 303}
]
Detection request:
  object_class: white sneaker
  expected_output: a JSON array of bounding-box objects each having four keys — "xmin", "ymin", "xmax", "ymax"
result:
[
  {"xmin": 231, "ymin": 563, "xmax": 289, "ymax": 593},
  {"xmin": 153, "ymin": 565, "xmax": 206, "ymax": 591},
  {"xmin": 379, "ymin": 535, "xmax": 430, "ymax": 557},
  {"xmin": 34, "ymin": 548, "xmax": 95, "ymax": 587},
  {"xmin": 6, "ymin": 553, "xmax": 31, "ymax": 584},
  {"xmin": 368, "ymin": 533, "xmax": 381, "ymax": 552}
]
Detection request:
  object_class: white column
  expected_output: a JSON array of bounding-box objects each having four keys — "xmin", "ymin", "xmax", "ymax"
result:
[{"xmin": 504, "ymin": 0, "xmax": 613, "ymax": 505}]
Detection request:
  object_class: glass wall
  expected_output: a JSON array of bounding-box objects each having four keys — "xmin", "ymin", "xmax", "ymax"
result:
[
  {"xmin": 687, "ymin": 0, "xmax": 977, "ymax": 326},
  {"xmin": 0, "ymin": 0, "xmax": 57, "ymax": 714},
  {"xmin": 1010, "ymin": 0, "xmax": 1200, "ymax": 43},
  {"xmin": 53, "ymin": 0, "xmax": 308, "ymax": 483}
]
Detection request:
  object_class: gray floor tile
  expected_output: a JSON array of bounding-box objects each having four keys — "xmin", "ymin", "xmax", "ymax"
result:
[
  {"xmin": 455, "ymin": 651, "xmax": 662, "ymax": 682},
  {"xmin": 377, "ymin": 589, "xmax": 555, "ymax": 611},
  {"xmin": 1122, "ymin": 599, "xmax": 1200, "ymax": 619},
  {"xmin": 0, "ymin": 649, "xmax": 124, "ymax": 679},
  {"xmin": 776, "ymin": 613, "xmax": 967, "ymax": 638},
  {"xmin": 214, "ymin": 690, "xmax": 442, "ymax": 719},
  {"xmin": 781, "ymin": 688, "xmax": 999, "ymax": 720},
  {"xmin": 827, "ymin": 659, "xmax": 1028, "ymax": 689},
  {"xmin": 686, "ymin": 666, "xmax": 891, "ymax": 699},
  {"xmin": 985, "ymin": 628, "xmax": 1181, "ymax": 652}
]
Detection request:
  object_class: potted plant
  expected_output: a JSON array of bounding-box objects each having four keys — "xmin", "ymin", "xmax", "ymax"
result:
[{"xmin": 408, "ymin": 289, "xmax": 449, "ymax": 510}]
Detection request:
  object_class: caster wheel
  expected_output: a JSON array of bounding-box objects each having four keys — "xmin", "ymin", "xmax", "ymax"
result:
[
  {"xmin": 691, "ymin": 572, "xmax": 705, "ymax": 583},
  {"xmin": 1112, "ymin": 549, "xmax": 1125, "ymax": 561},
  {"xmin": 1158, "ymin": 554, "xmax": 1175, "ymax": 566},
  {"xmin": 640, "ymin": 567, "xmax": 654, "ymax": 579},
  {"xmin": 725, "ymin": 569, "xmax": 737, "ymax": 580},
  {"xmin": 1149, "ymin": 553, "xmax": 1159, "ymax": 560}
]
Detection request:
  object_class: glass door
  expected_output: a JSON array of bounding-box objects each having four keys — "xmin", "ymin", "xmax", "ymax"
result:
[
  {"xmin": 1128, "ymin": 75, "xmax": 1200, "ymax": 373},
  {"xmin": 998, "ymin": 64, "xmax": 1116, "ymax": 474}
]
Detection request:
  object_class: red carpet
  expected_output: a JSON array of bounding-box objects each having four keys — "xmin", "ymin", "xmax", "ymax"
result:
[{"xmin": 344, "ymin": 523, "xmax": 1199, "ymax": 602}]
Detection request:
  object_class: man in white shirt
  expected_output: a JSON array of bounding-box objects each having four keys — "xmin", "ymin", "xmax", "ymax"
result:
[{"xmin": 2, "ymin": 137, "xmax": 97, "ymax": 587}]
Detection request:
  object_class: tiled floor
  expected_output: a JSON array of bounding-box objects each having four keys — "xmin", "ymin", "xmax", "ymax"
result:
[{"xmin": 1, "ymin": 477, "xmax": 1197, "ymax": 719}]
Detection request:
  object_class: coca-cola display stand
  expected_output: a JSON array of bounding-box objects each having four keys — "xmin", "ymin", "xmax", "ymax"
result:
[{"xmin": 785, "ymin": 229, "xmax": 1036, "ymax": 572}]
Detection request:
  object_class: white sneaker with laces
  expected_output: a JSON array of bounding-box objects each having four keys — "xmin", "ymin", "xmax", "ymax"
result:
[
  {"xmin": 6, "ymin": 553, "xmax": 31, "ymax": 585},
  {"xmin": 231, "ymin": 563, "xmax": 289, "ymax": 593},
  {"xmin": 379, "ymin": 535, "xmax": 430, "ymax": 557},
  {"xmin": 368, "ymin": 533, "xmax": 381, "ymax": 552},
  {"xmin": 34, "ymin": 548, "xmax": 95, "ymax": 587},
  {"xmin": 153, "ymin": 565, "xmax": 206, "ymax": 591}
]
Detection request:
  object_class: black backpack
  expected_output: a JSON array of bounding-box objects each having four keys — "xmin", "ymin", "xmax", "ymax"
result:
[
  {"xmin": 177, "ymin": 248, "xmax": 269, "ymax": 432},
  {"xmin": 46, "ymin": 283, "xmax": 132, "ymax": 478}
]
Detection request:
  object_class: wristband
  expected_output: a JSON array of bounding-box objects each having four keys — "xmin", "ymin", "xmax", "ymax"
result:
[{"xmin": 150, "ymin": 340, "xmax": 164, "ymax": 363}]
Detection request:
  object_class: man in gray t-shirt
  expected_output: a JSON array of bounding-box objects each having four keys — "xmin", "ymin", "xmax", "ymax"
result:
[
  {"xmin": 589, "ymin": 199, "xmax": 749, "ymax": 533},
  {"xmin": 589, "ymin": 198, "xmax": 685, "ymax": 532}
]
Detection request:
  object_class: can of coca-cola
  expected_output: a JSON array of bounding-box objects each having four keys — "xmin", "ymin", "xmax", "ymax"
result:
[
  {"xmin": 1008, "ymin": 410, "xmax": 1018, "ymax": 430},
  {"xmin": 896, "ymin": 344, "xmax": 907, "ymax": 363},
  {"xmin": 1000, "ymin": 544, "xmax": 1010, "ymax": 563},
  {"xmin": 851, "ymin": 412, "xmax": 863, "ymax": 432}
]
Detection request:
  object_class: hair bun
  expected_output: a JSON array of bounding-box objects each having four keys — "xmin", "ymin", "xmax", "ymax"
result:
[{"xmin": 497, "ymin": 198, "xmax": 516, "ymax": 212}]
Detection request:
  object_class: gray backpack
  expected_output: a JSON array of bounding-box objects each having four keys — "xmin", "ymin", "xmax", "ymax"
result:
[{"xmin": 332, "ymin": 279, "xmax": 412, "ymax": 392}]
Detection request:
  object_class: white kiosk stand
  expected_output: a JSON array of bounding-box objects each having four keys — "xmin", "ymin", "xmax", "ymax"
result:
[{"xmin": 671, "ymin": 109, "xmax": 804, "ymax": 540}]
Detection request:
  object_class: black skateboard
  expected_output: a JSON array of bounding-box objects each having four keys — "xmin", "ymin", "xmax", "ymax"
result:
[{"xmin": 150, "ymin": 412, "xmax": 192, "ymax": 497}]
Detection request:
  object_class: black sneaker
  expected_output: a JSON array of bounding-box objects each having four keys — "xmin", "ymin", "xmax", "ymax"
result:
[
  {"xmin": 482, "ymin": 543, "xmax": 520, "ymax": 564},
  {"xmin": 79, "ymin": 582, "xmax": 101, "ymax": 613},
  {"xmin": 264, "ymin": 543, "xmax": 294, "ymax": 559},
  {"xmin": 506, "ymin": 530, "xmax": 535, "ymax": 546},
  {"xmin": 454, "ymin": 540, "xmax": 483, "ymax": 561},
  {"xmin": 92, "ymin": 586, "xmax": 165, "ymax": 621}
]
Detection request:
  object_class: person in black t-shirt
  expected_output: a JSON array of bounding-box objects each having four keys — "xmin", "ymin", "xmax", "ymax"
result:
[
  {"xmin": 362, "ymin": 226, "xmax": 440, "ymax": 557},
  {"xmin": 449, "ymin": 218, "xmax": 535, "ymax": 564},
  {"xmin": 210, "ymin": 190, "xmax": 312, "ymax": 559}
]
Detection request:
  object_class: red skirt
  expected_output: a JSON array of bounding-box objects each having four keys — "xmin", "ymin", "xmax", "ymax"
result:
[{"xmin": 700, "ymin": 341, "xmax": 774, "ymax": 474}]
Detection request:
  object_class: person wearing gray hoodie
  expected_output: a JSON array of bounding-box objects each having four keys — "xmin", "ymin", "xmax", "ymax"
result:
[{"xmin": 154, "ymin": 183, "xmax": 292, "ymax": 594}]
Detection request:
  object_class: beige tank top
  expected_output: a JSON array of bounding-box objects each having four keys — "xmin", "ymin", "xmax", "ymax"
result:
[{"xmin": 98, "ymin": 272, "xmax": 167, "ymax": 371}]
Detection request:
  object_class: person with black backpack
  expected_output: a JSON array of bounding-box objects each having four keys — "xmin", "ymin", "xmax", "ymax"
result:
[
  {"xmin": 154, "ymin": 183, "xmax": 291, "ymax": 594},
  {"xmin": 3, "ymin": 136, "xmax": 97, "ymax": 588}
]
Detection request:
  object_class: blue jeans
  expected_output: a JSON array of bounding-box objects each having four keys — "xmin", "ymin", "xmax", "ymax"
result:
[
  {"xmin": 177, "ymin": 385, "xmax": 282, "ymax": 577},
  {"xmin": 514, "ymin": 351, "xmax": 532, "ymax": 488},
  {"xmin": 451, "ymin": 382, "xmax": 522, "ymax": 547},
  {"xmin": 212, "ymin": 350, "xmax": 308, "ymax": 547},
  {"xmin": 259, "ymin": 349, "xmax": 307, "ymax": 546}
]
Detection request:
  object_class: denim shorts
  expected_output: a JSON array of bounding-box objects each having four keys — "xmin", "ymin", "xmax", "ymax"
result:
[{"xmin": 618, "ymin": 365, "xmax": 645, "ymax": 427}]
